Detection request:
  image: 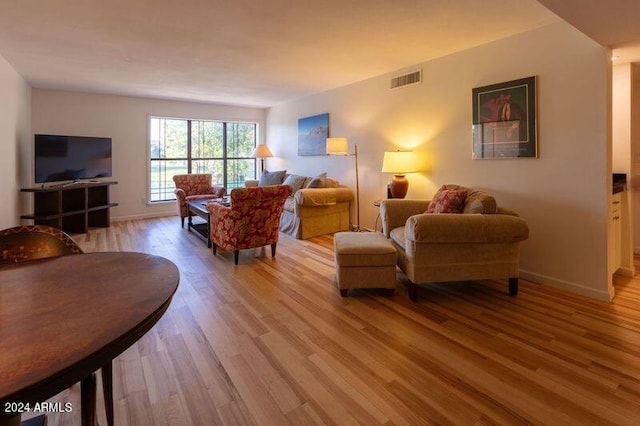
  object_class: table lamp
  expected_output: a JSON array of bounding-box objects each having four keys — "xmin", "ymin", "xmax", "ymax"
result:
[
  {"xmin": 250, "ymin": 144, "xmax": 273, "ymax": 173},
  {"xmin": 326, "ymin": 137, "xmax": 362, "ymax": 231},
  {"xmin": 381, "ymin": 150, "xmax": 424, "ymax": 199}
]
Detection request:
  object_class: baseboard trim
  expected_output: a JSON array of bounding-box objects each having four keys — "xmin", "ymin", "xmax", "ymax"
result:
[
  {"xmin": 615, "ymin": 266, "xmax": 635, "ymax": 277},
  {"xmin": 520, "ymin": 269, "xmax": 614, "ymax": 302},
  {"xmin": 112, "ymin": 212, "xmax": 175, "ymax": 222}
]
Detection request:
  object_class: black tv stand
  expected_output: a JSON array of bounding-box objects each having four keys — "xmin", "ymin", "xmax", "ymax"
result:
[
  {"xmin": 39, "ymin": 180, "xmax": 93, "ymax": 189},
  {"xmin": 60, "ymin": 180, "xmax": 85, "ymax": 188},
  {"xmin": 21, "ymin": 181, "xmax": 118, "ymax": 234}
]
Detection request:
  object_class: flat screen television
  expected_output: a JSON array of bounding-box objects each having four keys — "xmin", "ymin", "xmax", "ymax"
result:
[{"xmin": 35, "ymin": 134, "xmax": 112, "ymax": 184}]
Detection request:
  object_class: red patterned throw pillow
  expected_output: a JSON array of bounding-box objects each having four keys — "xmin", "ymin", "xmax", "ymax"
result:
[{"xmin": 425, "ymin": 186, "xmax": 468, "ymax": 214}]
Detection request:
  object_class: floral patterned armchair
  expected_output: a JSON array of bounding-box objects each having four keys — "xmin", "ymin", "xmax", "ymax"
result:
[
  {"xmin": 173, "ymin": 173, "xmax": 226, "ymax": 227},
  {"xmin": 206, "ymin": 185, "xmax": 292, "ymax": 264}
]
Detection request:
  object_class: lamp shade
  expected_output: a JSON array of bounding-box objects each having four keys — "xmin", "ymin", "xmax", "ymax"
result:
[
  {"xmin": 250, "ymin": 144, "xmax": 273, "ymax": 158},
  {"xmin": 326, "ymin": 137, "xmax": 349, "ymax": 155},
  {"xmin": 381, "ymin": 150, "xmax": 425, "ymax": 174},
  {"xmin": 381, "ymin": 150, "xmax": 427, "ymax": 199}
]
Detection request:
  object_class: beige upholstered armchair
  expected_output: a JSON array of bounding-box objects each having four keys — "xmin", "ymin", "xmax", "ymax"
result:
[
  {"xmin": 381, "ymin": 185, "xmax": 529, "ymax": 302},
  {"xmin": 173, "ymin": 173, "xmax": 226, "ymax": 228}
]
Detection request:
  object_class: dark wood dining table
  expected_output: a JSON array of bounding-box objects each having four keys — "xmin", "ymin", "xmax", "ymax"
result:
[{"xmin": 0, "ymin": 252, "xmax": 180, "ymax": 426}]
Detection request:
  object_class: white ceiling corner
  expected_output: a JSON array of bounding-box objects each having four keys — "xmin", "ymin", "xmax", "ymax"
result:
[{"xmin": 0, "ymin": 0, "xmax": 585, "ymax": 107}]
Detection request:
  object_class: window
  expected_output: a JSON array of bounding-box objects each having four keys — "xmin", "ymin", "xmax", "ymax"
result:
[{"xmin": 149, "ymin": 117, "xmax": 257, "ymax": 202}]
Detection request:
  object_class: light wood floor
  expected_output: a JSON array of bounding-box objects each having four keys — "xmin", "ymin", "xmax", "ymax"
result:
[{"xmin": 38, "ymin": 217, "xmax": 640, "ymax": 425}]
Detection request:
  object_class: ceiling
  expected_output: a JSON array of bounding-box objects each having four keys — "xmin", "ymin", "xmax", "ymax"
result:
[
  {"xmin": 536, "ymin": 0, "xmax": 640, "ymax": 63},
  {"xmin": 0, "ymin": 0, "xmax": 563, "ymax": 107},
  {"xmin": 1, "ymin": 1, "xmax": 638, "ymax": 108}
]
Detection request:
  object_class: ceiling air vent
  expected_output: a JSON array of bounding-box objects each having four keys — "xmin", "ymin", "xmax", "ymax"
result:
[{"xmin": 390, "ymin": 69, "xmax": 422, "ymax": 89}]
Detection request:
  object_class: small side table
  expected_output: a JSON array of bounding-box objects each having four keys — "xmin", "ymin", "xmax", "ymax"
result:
[{"xmin": 373, "ymin": 199, "xmax": 382, "ymax": 232}]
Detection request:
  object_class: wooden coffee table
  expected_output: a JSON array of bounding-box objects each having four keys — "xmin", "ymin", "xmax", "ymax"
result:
[
  {"xmin": 187, "ymin": 198, "xmax": 229, "ymax": 248},
  {"xmin": 186, "ymin": 200, "xmax": 212, "ymax": 247},
  {"xmin": 0, "ymin": 252, "xmax": 179, "ymax": 426}
]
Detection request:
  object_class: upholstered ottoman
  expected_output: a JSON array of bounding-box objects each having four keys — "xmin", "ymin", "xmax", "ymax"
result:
[{"xmin": 333, "ymin": 232, "xmax": 397, "ymax": 297}]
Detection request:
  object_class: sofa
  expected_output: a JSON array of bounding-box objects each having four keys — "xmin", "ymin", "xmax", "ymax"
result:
[
  {"xmin": 380, "ymin": 184, "xmax": 529, "ymax": 301},
  {"xmin": 246, "ymin": 171, "xmax": 354, "ymax": 239}
]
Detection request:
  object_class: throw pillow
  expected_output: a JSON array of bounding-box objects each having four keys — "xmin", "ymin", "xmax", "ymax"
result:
[
  {"xmin": 325, "ymin": 178, "xmax": 339, "ymax": 188},
  {"xmin": 258, "ymin": 170, "xmax": 286, "ymax": 186},
  {"xmin": 305, "ymin": 172, "xmax": 327, "ymax": 188},
  {"xmin": 425, "ymin": 186, "xmax": 468, "ymax": 214},
  {"xmin": 283, "ymin": 174, "xmax": 307, "ymax": 193}
]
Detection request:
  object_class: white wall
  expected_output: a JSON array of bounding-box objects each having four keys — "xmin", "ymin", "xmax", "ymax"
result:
[
  {"xmin": 613, "ymin": 64, "xmax": 631, "ymax": 175},
  {"xmin": 611, "ymin": 63, "xmax": 635, "ymax": 274},
  {"xmin": 267, "ymin": 22, "xmax": 612, "ymax": 300},
  {"xmin": 31, "ymin": 90, "xmax": 266, "ymax": 220},
  {"xmin": 0, "ymin": 54, "xmax": 31, "ymax": 229},
  {"xmin": 633, "ymin": 65, "xmax": 640, "ymax": 252}
]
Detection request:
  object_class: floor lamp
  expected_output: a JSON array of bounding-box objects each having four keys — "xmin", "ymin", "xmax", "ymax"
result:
[
  {"xmin": 326, "ymin": 137, "xmax": 362, "ymax": 232},
  {"xmin": 250, "ymin": 144, "xmax": 273, "ymax": 174}
]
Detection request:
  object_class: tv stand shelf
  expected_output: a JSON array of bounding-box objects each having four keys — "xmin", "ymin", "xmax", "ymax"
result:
[{"xmin": 21, "ymin": 181, "xmax": 118, "ymax": 234}]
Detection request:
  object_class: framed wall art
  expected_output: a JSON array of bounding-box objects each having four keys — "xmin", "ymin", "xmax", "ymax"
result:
[
  {"xmin": 298, "ymin": 113, "xmax": 329, "ymax": 156},
  {"xmin": 472, "ymin": 76, "xmax": 537, "ymax": 159}
]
